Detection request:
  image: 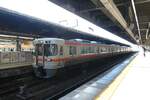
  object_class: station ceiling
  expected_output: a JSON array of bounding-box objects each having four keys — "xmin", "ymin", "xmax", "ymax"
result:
[{"xmin": 50, "ymin": 0, "xmax": 150, "ymax": 45}]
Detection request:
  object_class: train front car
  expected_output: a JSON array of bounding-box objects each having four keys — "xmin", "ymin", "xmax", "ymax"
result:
[{"xmin": 33, "ymin": 38, "xmax": 65, "ymax": 78}]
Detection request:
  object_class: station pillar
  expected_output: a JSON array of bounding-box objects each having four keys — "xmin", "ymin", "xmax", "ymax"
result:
[{"xmin": 16, "ymin": 37, "xmax": 21, "ymax": 51}]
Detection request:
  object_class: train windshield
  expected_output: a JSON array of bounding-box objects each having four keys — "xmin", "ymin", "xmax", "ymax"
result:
[
  {"xmin": 35, "ymin": 44, "xmax": 58, "ymax": 56},
  {"xmin": 44, "ymin": 44, "xmax": 58, "ymax": 56}
]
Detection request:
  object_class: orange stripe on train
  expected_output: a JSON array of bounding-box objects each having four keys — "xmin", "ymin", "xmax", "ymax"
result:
[{"xmin": 48, "ymin": 54, "xmax": 97, "ymax": 62}]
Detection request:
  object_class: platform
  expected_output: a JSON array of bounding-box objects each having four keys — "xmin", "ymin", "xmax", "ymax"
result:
[
  {"xmin": 59, "ymin": 53, "xmax": 137, "ymax": 100},
  {"xmin": 0, "ymin": 62, "xmax": 32, "ymax": 70},
  {"xmin": 96, "ymin": 51, "xmax": 150, "ymax": 100}
]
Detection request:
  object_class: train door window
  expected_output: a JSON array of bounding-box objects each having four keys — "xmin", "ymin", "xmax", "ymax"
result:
[
  {"xmin": 44, "ymin": 44, "xmax": 49, "ymax": 56},
  {"xmin": 60, "ymin": 46, "xmax": 63, "ymax": 56}
]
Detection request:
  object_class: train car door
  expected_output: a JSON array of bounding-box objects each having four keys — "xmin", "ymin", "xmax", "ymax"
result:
[{"xmin": 35, "ymin": 44, "xmax": 45, "ymax": 67}]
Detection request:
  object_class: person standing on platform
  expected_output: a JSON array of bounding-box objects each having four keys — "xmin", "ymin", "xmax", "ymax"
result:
[{"xmin": 143, "ymin": 47, "xmax": 146, "ymax": 57}]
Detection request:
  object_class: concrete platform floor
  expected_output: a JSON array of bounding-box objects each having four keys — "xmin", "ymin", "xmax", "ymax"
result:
[{"xmin": 96, "ymin": 51, "xmax": 150, "ymax": 100}]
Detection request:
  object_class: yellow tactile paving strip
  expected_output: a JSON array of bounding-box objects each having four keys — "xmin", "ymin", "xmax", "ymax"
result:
[{"xmin": 94, "ymin": 54, "xmax": 139, "ymax": 100}]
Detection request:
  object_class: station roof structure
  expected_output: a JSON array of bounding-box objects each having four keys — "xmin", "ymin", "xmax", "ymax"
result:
[
  {"xmin": 0, "ymin": 7, "xmax": 128, "ymax": 46},
  {"xmin": 0, "ymin": 0, "xmax": 150, "ymax": 46}
]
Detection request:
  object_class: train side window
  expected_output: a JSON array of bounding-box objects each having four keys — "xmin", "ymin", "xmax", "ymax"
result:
[
  {"xmin": 96, "ymin": 47, "xmax": 99, "ymax": 53},
  {"xmin": 101, "ymin": 48, "xmax": 105, "ymax": 52},
  {"xmin": 60, "ymin": 46, "xmax": 63, "ymax": 56},
  {"xmin": 81, "ymin": 47, "xmax": 84, "ymax": 54},
  {"xmin": 69, "ymin": 46, "xmax": 72, "ymax": 55},
  {"xmin": 89, "ymin": 47, "xmax": 91, "ymax": 53},
  {"xmin": 100, "ymin": 48, "xmax": 102, "ymax": 52},
  {"xmin": 99, "ymin": 47, "xmax": 101, "ymax": 53},
  {"xmin": 69, "ymin": 46, "xmax": 76, "ymax": 55},
  {"xmin": 105, "ymin": 48, "xmax": 108, "ymax": 53},
  {"xmin": 73, "ymin": 47, "xmax": 77, "ymax": 55},
  {"xmin": 109, "ymin": 48, "xmax": 111, "ymax": 52},
  {"xmin": 81, "ymin": 46, "xmax": 86, "ymax": 54},
  {"xmin": 91, "ymin": 47, "xmax": 94, "ymax": 53},
  {"xmin": 85, "ymin": 47, "xmax": 88, "ymax": 53}
]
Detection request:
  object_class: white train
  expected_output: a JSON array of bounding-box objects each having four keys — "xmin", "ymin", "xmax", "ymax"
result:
[{"xmin": 33, "ymin": 38, "xmax": 132, "ymax": 78}]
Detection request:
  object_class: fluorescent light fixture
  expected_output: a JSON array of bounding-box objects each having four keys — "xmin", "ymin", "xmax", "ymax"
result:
[
  {"xmin": 0, "ymin": 0, "xmax": 135, "ymax": 46},
  {"xmin": 0, "ymin": 34, "xmax": 16, "ymax": 38}
]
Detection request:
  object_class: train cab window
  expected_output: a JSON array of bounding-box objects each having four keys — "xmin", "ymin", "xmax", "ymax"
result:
[
  {"xmin": 60, "ymin": 46, "xmax": 63, "ymax": 56},
  {"xmin": 49, "ymin": 44, "xmax": 58, "ymax": 56},
  {"xmin": 44, "ymin": 44, "xmax": 58, "ymax": 56},
  {"xmin": 69, "ymin": 46, "xmax": 76, "ymax": 55}
]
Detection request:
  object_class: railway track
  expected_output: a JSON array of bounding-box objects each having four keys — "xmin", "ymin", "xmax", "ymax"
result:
[
  {"xmin": 0, "ymin": 65, "xmax": 33, "ymax": 78},
  {"xmin": 0, "ymin": 53, "xmax": 134, "ymax": 100}
]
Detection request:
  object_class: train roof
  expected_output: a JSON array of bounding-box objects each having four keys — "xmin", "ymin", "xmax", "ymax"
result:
[
  {"xmin": 33, "ymin": 38, "xmax": 129, "ymax": 47},
  {"xmin": 33, "ymin": 38, "xmax": 65, "ymax": 44},
  {"xmin": 35, "ymin": 38, "xmax": 64, "ymax": 41}
]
